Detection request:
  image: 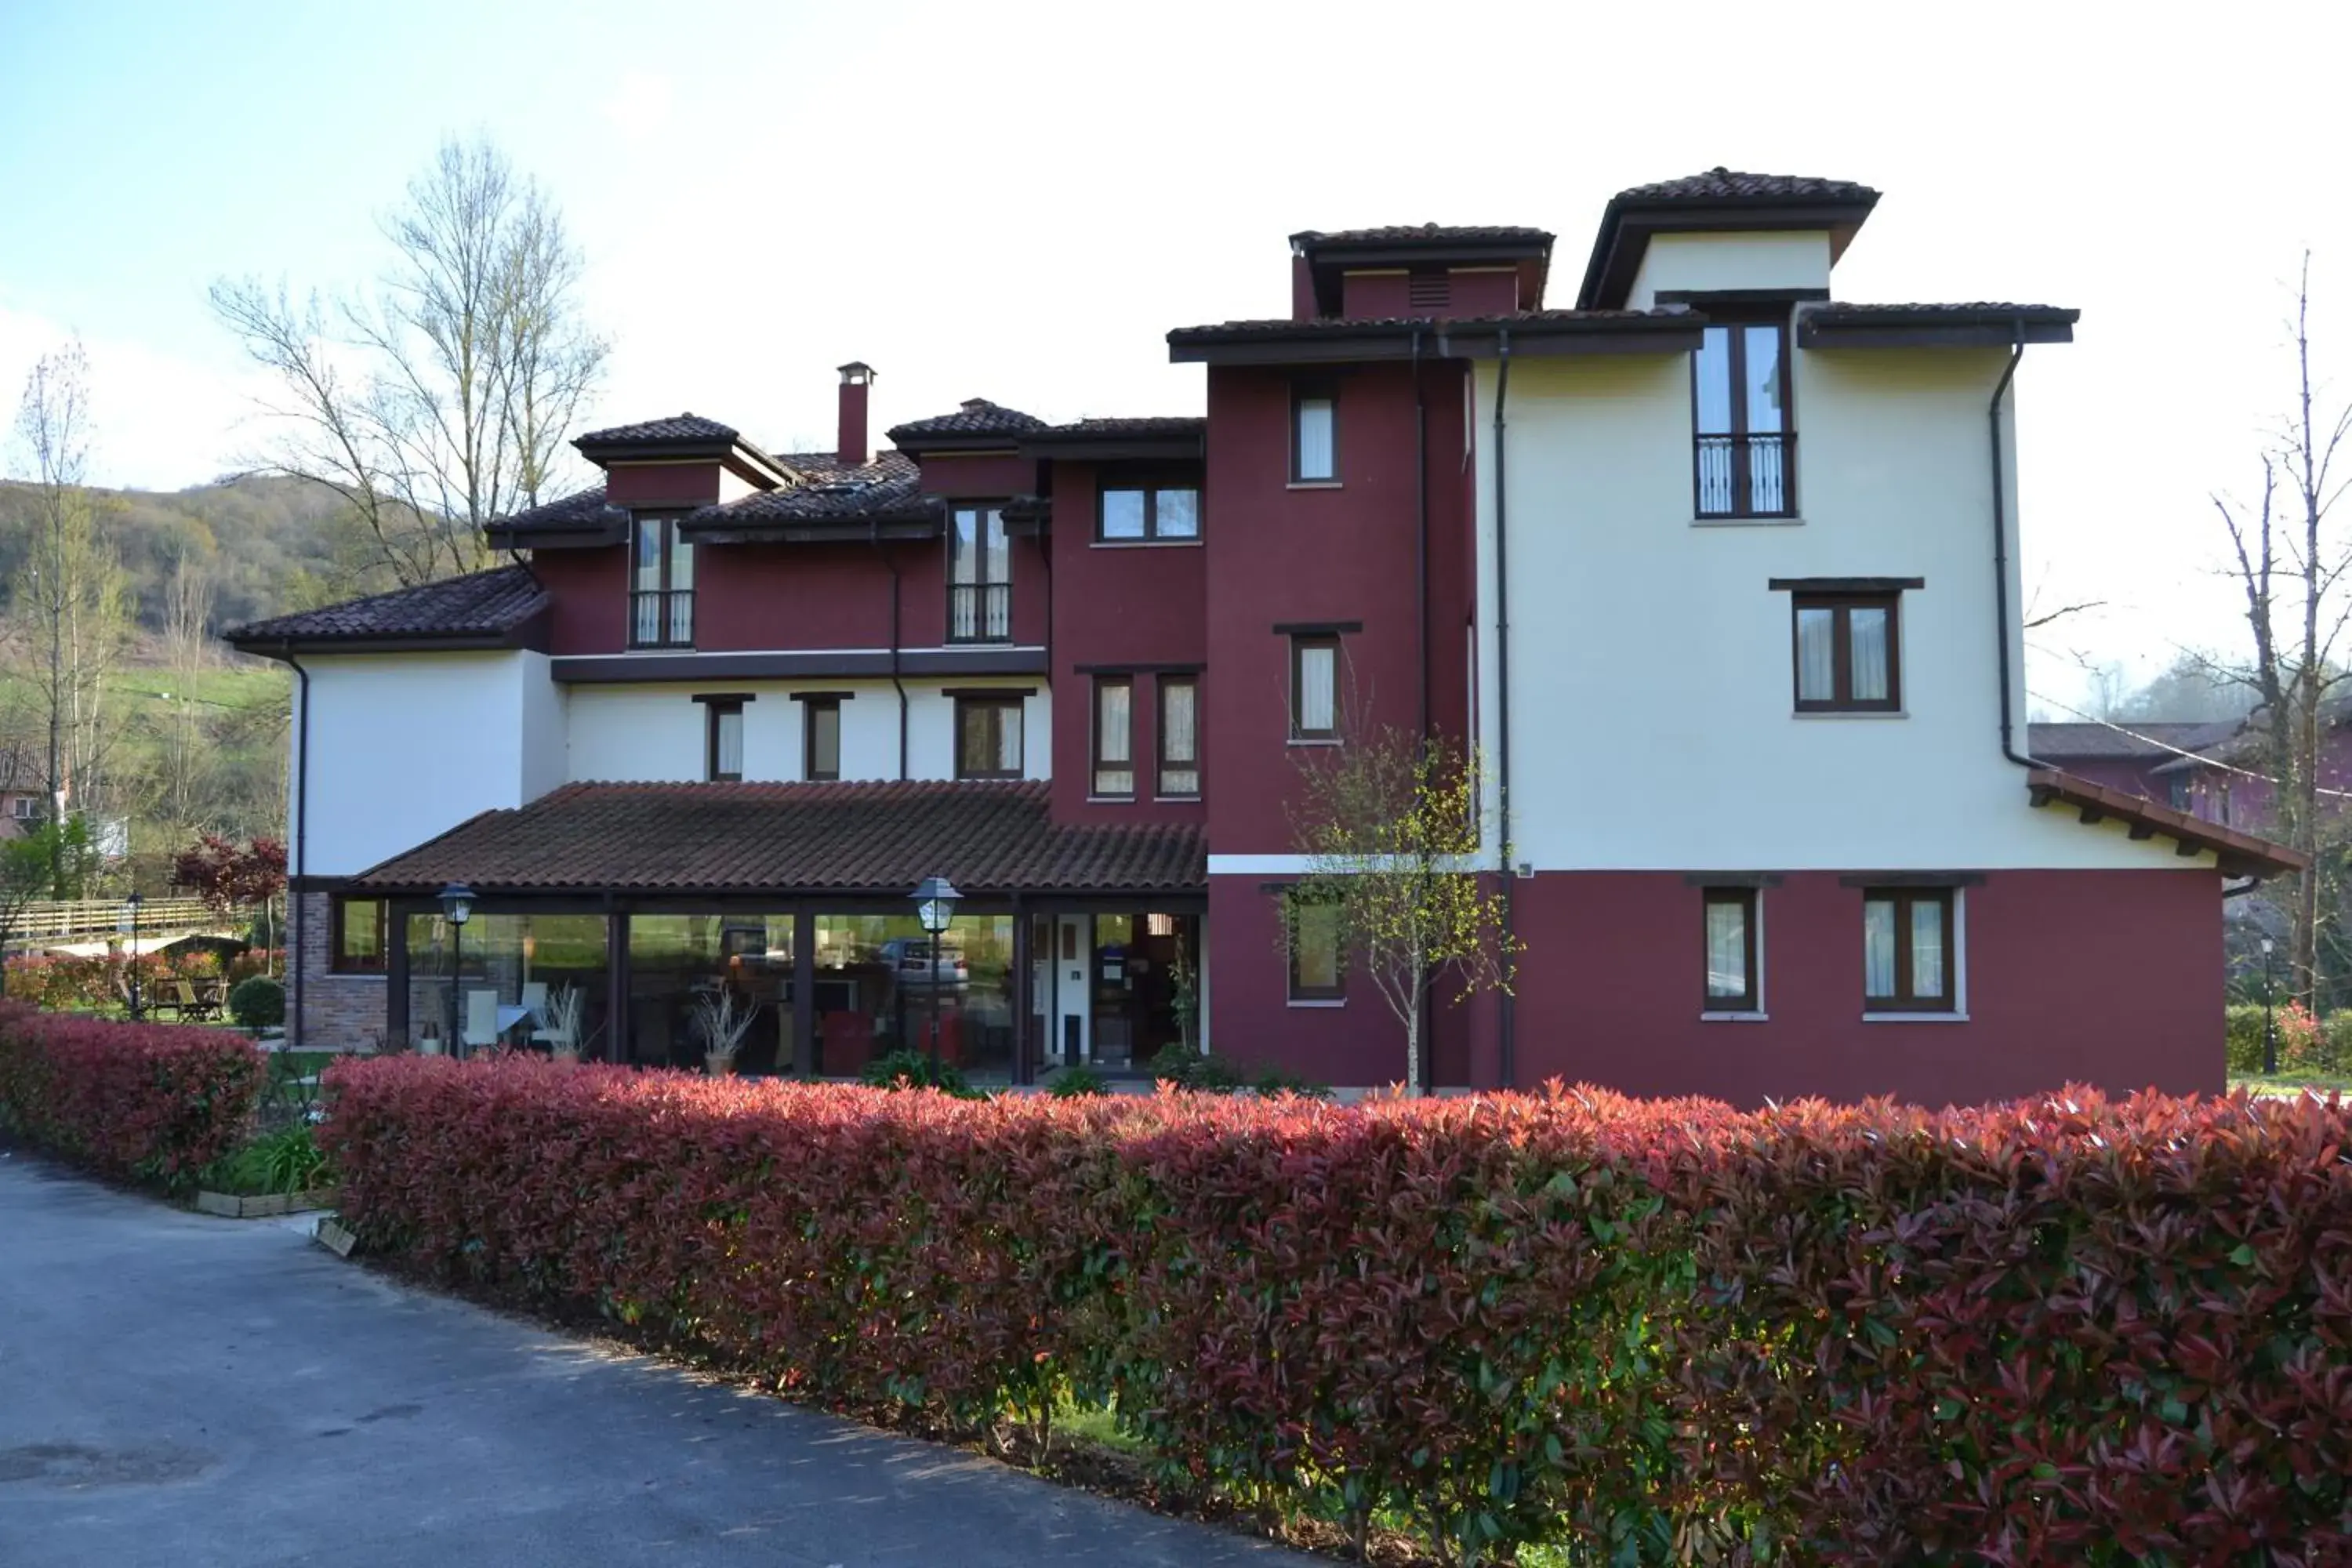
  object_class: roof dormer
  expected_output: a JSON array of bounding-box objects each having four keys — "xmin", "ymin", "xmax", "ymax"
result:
[
  {"xmin": 1577, "ymin": 169, "xmax": 1880, "ymax": 310},
  {"xmin": 1288, "ymin": 224, "xmax": 1553, "ymax": 321}
]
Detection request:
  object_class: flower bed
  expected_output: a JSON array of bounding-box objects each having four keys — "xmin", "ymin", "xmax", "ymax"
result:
[
  {"xmin": 0, "ymin": 1000, "xmax": 264, "ymax": 1184},
  {"xmin": 2, "ymin": 948, "xmax": 281, "ymax": 1014},
  {"xmin": 321, "ymin": 1058, "xmax": 2352, "ymax": 1565}
]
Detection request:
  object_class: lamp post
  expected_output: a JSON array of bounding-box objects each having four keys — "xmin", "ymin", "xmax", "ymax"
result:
[
  {"xmin": 911, "ymin": 876, "xmax": 961, "ymax": 1069},
  {"xmin": 438, "ymin": 883, "xmax": 475, "ymax": 1058},
  {"xmin": 121, "ymin": 891, "xmax": 143, "ymax": 1020},
  {"xmin": 2262, "ymin": 936, "xmax": 2278, "ymax": 1076}
]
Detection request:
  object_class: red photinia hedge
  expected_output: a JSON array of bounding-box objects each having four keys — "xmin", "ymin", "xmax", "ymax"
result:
[
  {"xmin": 318, "ymin": 1058, "xmax": 2352, "ymax": 1565},
  {"xmin": 0, "ymin": 1000, "xmax": 263, "ymax": 1183}
]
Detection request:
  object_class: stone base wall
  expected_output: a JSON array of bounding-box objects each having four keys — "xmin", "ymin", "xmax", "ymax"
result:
[{"xmin": 291, "ymin": 891, "xmax": 390, "ymax": 1051}]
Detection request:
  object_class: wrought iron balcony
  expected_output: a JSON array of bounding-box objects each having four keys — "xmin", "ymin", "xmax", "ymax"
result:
[
  {"xmin": 949, "ymin": 583, "xmax": 1011, "ymax": 644},
  {"xmin": 1695, "ymin": 431, "xmax": 1796, "ymax": 519},
  {"xmin": 629, "ymin": 589, "xmax": 695, "ymax": 648}
]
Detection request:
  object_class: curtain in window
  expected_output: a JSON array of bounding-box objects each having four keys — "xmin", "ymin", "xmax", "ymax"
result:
[
  {"xmin": 1705, "ymin": 899, "xmax": 1748, "ymax": 1001},
  {"xmin": 1298, "ymin": 644, "xmax": 1336, "ymax": 733},
  {"xmin": 1160, "ymin": 679, "xmax": 1199, "ymax": 794},
  {"xmin": 1864, "ymin": 898, "xmax": 1897, "ymax": 999},
  {"xmin": 1296, "ymin": 399, "xmax": 1335, "ymax": 479},
  {"xmin": 993, "ymin": 703, "xmax": 1022, "ymax": 775},
  {"xmin": 806, "ymin": 703, "xmax": 839, "ymax": 779},
  {"xmin": 950, "ymin": 510, "xmax": 980, "ymax": 584},
  {"xmin": 1293, "ymin": 901, "xmax": 1341, "ymax": 992},
  {"xmin": 1909, "ymin": 898, "xmax": 1945, "ymax": 999},
  {"xmin": 1741, "ymin": 325, "xmax": 1784, "ymax": 433},
  {"xmin": 1796, "ymin": 608, "xmax": 1836, "ymax": 701},
  {"xmin": 713, "ymin": 708, "xmax": 743, "ymax": 779},
  {"xmin": 1094, "ymin": 681, "xmax": 1132, "ymax": 794},
  {"xmin": 634, "ymin": 520, "xmax": 664, "ymax": 591},
  {"xmin": 1849, "ymin": 607, "xmax": 1889, "ymax": 702}
]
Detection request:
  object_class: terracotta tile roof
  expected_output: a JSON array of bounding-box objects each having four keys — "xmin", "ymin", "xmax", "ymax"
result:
[
  {"xmin": 2026, "ymin": 769, "xmax": 2305, "ymax": 878},
  {"xmin": 1025, "ymin": 416, "xmax": 1206, "ymax": 439},
  {"xmin": 1612, "ymin": 169, "xmax": 1880, "ymax": 205},
  {"xmin": 575, "ymin": 412, "xmax": 739, "ymax": 446},
  {"xmin": 487, "ymin": 484, "xmax": 626, "ymax": 537},
  {"xmin": 225, "ymin": 565, "xmax": 550, "ymax": 652},
  {"xmin": 770, "ymin": 449, "xmax": 918, "ymax": 485},
  {"xmin": 347, "ymin": 781, "xmax": 1207, "ymax": 896},
  {"xmin": 886, "ymin": 399, "xmax": 1047, "ymax": 445},
  {"xmin": 2027, "ymin": 721, "xmax": 2238, "ymax": 760},
  {"xmin": 1167, "ymin": 308, "xmax": 1689, "ymax": 343},
  {"xmin": 1291, "ymin": 223, "xmax": 1553, "ymax": 247}
]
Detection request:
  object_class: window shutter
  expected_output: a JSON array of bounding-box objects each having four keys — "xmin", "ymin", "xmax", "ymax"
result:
[{"xmin": 1407, "ymin": 270, "xmax": 1451, "ymax": 311}]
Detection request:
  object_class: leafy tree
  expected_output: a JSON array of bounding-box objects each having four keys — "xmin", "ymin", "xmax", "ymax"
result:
[
  {"xmin": 0, "ymin": 818, "xmax": 98, "ymax": 999},
  {"xmin": 1283, "ymin": 727, "xmax": 1516, "ymax": 1096},
  {"xmin": 172, "ymin": 834, "xmax": 289, "ymax": 973}
]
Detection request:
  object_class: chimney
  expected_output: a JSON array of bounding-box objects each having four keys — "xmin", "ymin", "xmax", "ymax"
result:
[{"xmin": 836, "ymin": 361, "xmax": 874, "ymax": 466}]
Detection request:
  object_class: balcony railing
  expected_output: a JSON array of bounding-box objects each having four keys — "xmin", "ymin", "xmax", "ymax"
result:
[
  {"xmin": 630, "ymin": 589, "xmax": 695, "ymax": 648},
  {"xmin": 949, "ymin": 583, "xmax": 1011, "ymax": 643},
  {"xmin": 1694, "ymin": 431, "xmax": 1795, "ymax": 519}
]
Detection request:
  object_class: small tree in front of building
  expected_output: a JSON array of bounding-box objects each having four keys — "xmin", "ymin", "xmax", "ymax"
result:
[
  {"xmin": 0, "ymin": 818, "xmax": 97, "ymax": 1000},
  {"xmin": 1282, "ymin": 725, "xmax": 1516, "ymax": 1096},
  {"xmin": 172, "ymin": 834, "xmax": 289, "ymax": 975}
]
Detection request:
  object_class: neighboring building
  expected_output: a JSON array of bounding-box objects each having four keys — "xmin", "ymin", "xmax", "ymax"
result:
[
  {"xmin": 2151, "ymin": 702, "xmax": 2352, "ymax": 833},
  {"xmin": 0, "ymin": 789, "xmax": 42, "ymax": 840},
  {"xmin": 2025, "ymin": 721, "xmax": 2238, "ymax": 807},
  {"xmin": 229, "ymin": 169, "xmax": 2302, "ymax": 1104}
]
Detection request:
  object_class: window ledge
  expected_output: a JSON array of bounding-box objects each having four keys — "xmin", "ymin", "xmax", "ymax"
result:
[
  {"xmin": 1091, "ymin": 539, "xmax": 1203, "ymax": 550},
  {"xmin": 1793, "ymin": 710, "xmax": 1908, "ymax": 721},
  {"xmin": 1152, "ymin": 796, "xmax": 1203, "ymax": 805},
  {"xmin": 1861, "ymin": 1011, "xmax": 1969, "ymax": 1024},
  {"xmin": 1700, "ymin": 1010, "xmax": 1768, "ymax": 1022},
  {"xmin": 1288, "ymin": 738, "xmax": 1343, "ymax": 748},
  {"xmin": 1286, "ymin": 481, "xmax": 1345, "ymax": 491},
  {"xmin": 1692, "ymin": 516, "xmax": 1804, "ymax": 528},
  {"xmin": 1287, "ymin": 998, "xmax": 1347, "ymax": 1009},
  {"xmin": 1085, "ymin": 796, "xmax": 1138, "ymax": 804}
]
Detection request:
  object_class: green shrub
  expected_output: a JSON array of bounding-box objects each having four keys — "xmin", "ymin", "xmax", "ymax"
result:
[
  {"xmin": 1048, "ymin": 1065, "xmax": 1109, "ymax": 1098},
  {"xmin": 1252, "ymin": 1065, "xmax": 1331, "ymax": 1100},
  {"xmin": 200, "ymin": 1123, "xmax": 329, "ymax": 1196},
  {"xmin": 859, "ymin": 1047, "xmax": 978, "ymax": 1097},
  {"xmin": 227, "ymin": 975, "xmax": 285, "ymax": 1030},
  {"xmin": 1148, "ymin": 1044, "xmax": 1244, "ymax": 1092},
  {"xmin": 2229, "ymin": 1000, "xmax": 2321, "ymax": 1073}
]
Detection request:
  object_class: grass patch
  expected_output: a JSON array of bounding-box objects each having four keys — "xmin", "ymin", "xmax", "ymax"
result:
[
  {"xmin": 2230, "ymin": 1069, "xmax": 2352, "ymax": 1098},
  {"xmin": 1053, "ymin": 1396, "xmax": 1151, "ymax": 1457}
]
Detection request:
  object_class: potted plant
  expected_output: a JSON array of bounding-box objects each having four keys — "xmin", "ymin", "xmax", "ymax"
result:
[
  {"xmin": 540, "ymin": 983, "xmax": 586, "ymax": 1063},
  {"xmin": 419, "ymin": 1022, "xmax": 445, "ymax": 1056},
  {"xmin": 691, "ymin": 989, "xmax": 760, "ymax": 1076}
]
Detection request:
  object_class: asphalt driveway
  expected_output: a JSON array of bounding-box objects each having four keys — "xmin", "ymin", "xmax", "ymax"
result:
[{"xmin": 0, "ymin": 1152, "xmax": 1312, "ymax": 1567}]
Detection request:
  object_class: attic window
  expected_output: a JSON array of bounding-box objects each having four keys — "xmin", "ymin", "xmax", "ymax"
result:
[{"xmin": 1407, "ymin": 270, "xmax": 1451, "ymax": 311}]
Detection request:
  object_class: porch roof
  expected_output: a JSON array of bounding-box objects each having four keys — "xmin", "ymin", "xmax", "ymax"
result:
[{"xmin": 346, "ymin": 780, "xmax": 1207, "ymax": 898}]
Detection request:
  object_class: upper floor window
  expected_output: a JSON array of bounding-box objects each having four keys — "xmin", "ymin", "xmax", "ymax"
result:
[
  {"xmin": 948, "ymin": 506, "xmax": 1011, "ymax": 643},
  {"xmin": 1792, "ymin": 593, "xmax": 1900, "ymax": 713},
  {"xmin": 1092, "ymin": 677, "xmax": 1134, "ymax": 797},
  {"xmin": 801, "ymin": 697, "xmax": 840, "ymax": 782},
  {"xmin": 956, "ymin": 695, "xmax": 1024, "ymax": 780},
  {"xmin": 1291, "ymin": 634, "xmax": 1340, "ymax": 741},
  {"xmin": 630, "ymin": 514, "xmax": 695, "ymax": 648},
  {"xmin": 1292, "ymin": 382, "xmax": 1338, "ymax": 483},
  {"xmin": 1863, "ymin": 887, "xmax": 1956, "ymax": 1014},
  {"xmin": 1158, "ymin": 676, "xmax": 1200, "ymax": 798},
  {"xmin": 1693, "ymin": 317, "xmax": 1794, "ymax": 517},
  {"xmin": 1099, "ymin": 480, "xmax": 1202, "ymax": 542},
  {"xmin": 704, "ymin": 699, "xmax": 744, "ymax": 783}
]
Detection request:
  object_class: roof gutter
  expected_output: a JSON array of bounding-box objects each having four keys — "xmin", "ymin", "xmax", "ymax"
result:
[
  {"xmin": 1493, "ymin": 328, "xmax": 1517, "ymax": 1090},
  {"xmin": 1990, "ymin": 321, "xmax": 2034, "ymax": 769}
]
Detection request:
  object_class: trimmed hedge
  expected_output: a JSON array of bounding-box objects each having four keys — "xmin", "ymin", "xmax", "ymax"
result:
[
  {"xmin": 321, "ymin": 1059, "xmax": 2352, "ymax": 1565},
  {"xmin": 0, "ymin": 1000, "xmax": 263, "ymax": 1183}
]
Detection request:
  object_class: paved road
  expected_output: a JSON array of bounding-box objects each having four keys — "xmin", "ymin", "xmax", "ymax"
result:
[{"xmin": 0, "ymin": 1153, "xmax": 1312, "ymax": 1567}]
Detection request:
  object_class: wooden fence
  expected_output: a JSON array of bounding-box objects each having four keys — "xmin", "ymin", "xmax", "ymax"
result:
[{"xmin": 5, "ymin": 897, "xmax": 221, "ymax": 945}]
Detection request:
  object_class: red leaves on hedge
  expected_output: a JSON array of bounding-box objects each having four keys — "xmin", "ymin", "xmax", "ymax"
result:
[
  {"xmin": 317, "ymin": 1060, "xmax": 2352, "ymax": 1565},
  {"xmin": 0, "ymin": 1000, "xmax": 263, "ymax": 1182}
]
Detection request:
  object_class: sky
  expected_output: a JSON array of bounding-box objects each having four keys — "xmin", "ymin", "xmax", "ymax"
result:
[{"xmin": 3, "ymin": 0, "xmax": 2350, "ymax": 717}]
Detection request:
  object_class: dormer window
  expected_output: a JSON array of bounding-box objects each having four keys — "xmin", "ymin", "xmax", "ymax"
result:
[
  {"xmin": 948, "ymin": 505, "xmax": 1011, "ymax": 642},
  {"xmin": 630, "ymin": 514, "xmax": 695, "ymax": 648},
  {"xmin": 1692, "ymin": 315, "xmax": 1794, "ymax": 518}
]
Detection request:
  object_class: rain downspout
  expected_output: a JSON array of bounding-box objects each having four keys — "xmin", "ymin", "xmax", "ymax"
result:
[
  {"xmin": 1990, "ymin": 323, "xmax": 2033, "ymax": 768},
  {"xmin": 870, "ymin": 521, "xmax": 908, "ymax": 780},
  {"xmin": 1413, "ymin": 327, "xmax": 1429, "ymax": 745},
  {"xmin": 1492, "ymin": 329, "xmax": 1516, "ymax": 1088},
  {"xmin": 284, "ymin": 643, "xmax": 311, "ymax": 1051}
]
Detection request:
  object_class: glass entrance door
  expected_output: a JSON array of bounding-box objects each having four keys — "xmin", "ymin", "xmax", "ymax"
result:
[{"xmin": 1091, "ymin": 914, "xmax": 1135, "ymax": 1069}]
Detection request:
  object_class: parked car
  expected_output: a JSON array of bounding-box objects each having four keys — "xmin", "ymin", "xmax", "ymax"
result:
[{"xmin": 878, "ymin": 938, "xmax": 968, "ymax": 991}]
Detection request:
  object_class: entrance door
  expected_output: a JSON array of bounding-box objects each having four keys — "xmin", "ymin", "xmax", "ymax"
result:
[{"xmin": 1091, "ymin": 914, "xmax": 1136, "ymax": 1069}]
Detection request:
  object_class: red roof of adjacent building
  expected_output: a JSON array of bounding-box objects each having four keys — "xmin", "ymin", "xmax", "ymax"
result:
[{"xmin": 347, "ymin": 780, "xmax": 1207, "ymax": 896}]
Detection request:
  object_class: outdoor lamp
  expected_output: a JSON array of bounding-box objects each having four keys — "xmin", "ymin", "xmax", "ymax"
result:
[
  {"xmin": 910, "ymin": 877, "xmax": 961, "ymax": 1067},
  {"xmin": 122, "ymin": 891, "xmax": 144, "ymax": 1021},
  {"xmin": 438, "ymin": 884, "xmax": 475, "ymax": 1058}
]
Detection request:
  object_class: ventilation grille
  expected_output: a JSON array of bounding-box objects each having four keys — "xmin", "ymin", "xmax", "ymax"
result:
[{"xmin": 1407, "ymin": 270, "xmax": 1452, "ymax": 310}]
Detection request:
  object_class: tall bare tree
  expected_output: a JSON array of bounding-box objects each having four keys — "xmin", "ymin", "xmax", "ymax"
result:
[
  {"xmin": 211, "ymin": 134, "xmax": 608, "ymax": 586},
  {"xmin": 9, "ymin": 339, "xmax": 129, "ymax": 893},
  {"xmin": 2212, "ymin": 255, "xmax": 2352, "ymax": 1007},
  {"xmin": 155, "ymin": 547, "xmax": 216, "ymax": 834}
]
